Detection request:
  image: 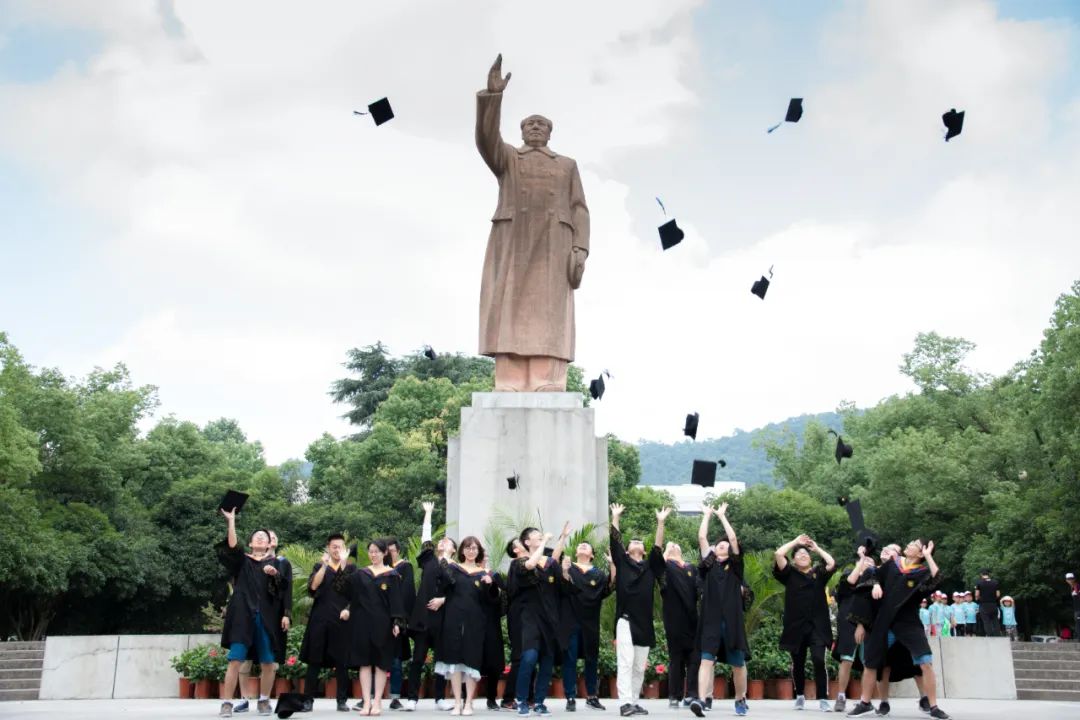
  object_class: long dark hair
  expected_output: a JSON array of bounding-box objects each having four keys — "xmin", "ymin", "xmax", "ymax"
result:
[{"xmin": 457, "ymin": 536, "xmax": 486, "ymax": 563}]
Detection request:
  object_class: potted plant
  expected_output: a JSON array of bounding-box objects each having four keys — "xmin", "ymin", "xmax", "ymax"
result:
[
  {"xmin": 765, "ymin": 651, "xmax": 793, "ymax": 700},
  {"xmin": 597, "ymin": 642, "xmax": 617, "ymax": 699},
  {"xmin": 320, "ymin": 666, "xmax": 337, "ymax": 699},
  {"xmin": 641, "ymin": 663, "xmax": 663, "ymax": 699},
  {"xmin": 744, "ymin": 653, "xmax": 766, "ymax": 701},
  {"xmin": 712, "ymin": 661, "xmax": 731, "ymax": 699},
  {"xmin": 170, "ymin": 648, "xmax": 195, "ymax": 698},
  {"xmin": 188, "ymin": 644, "xmax": 223, "ymax": 699}
]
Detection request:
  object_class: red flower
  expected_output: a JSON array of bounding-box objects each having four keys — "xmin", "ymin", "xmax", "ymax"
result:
[
  {"xmin": 209, "ymin": 648, "xmax": 218, "ymax": 657},
  {"xmin": 655, "ymin": 664, "xmax": 666, "ymax": 674},
  {"xmin": 286, "ymin": 656, "xmax": 298, "ymax": 666},
  {"xmin": 503, "ymin": 664, "xmax": 512, "ymax": 675}
]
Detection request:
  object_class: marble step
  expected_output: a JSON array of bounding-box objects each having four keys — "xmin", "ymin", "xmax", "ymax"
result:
[
  {"xmin": 1016, "ymin": 688, "xmax": 1080, "ymax": 701},
  {"xmin": 0, "ymin": 679, "xmax": 40, "ymax": 690},
  {"xmin": 0, "ymin": 659, "xmax": 43, "ymax": 670},
  {"xmin": 1012, "ymin": 650, "xmax": 1080, "ymax": 662},
  {"xmin": 1012, "ymin": 642, "xmax": 1080, "ymax": 652},
  {"xmin": 0, "ymin": 688, "xmax": 39, "ymax": 702},
  {"xmin": 1015, "ymin": 678, "xmax": 1080, "ymax": 691},
  {"xmin": 0, "ymin": 669, "xmax": 42, "ymax": 680},
  {"xmin": 0, "ymin": 643, "xmax": 44, "ymax": 651},
  {"xmin": 0, "ymin": 651, "xmax": 43, "ymax": 663}
]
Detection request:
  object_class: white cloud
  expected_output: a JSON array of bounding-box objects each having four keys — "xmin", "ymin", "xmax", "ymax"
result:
[{"xmin": 0, "ymin": 0, "xmax": 1077, "ymax": 465}]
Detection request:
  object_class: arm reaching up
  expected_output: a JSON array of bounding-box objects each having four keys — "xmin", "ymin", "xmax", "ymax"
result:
[
  {"xmin": 654, "ymin": 506, "xmax": 672, "ymax": 549},
  {"xmin": 697, "ymin": 503, "xmax": 712, "ymax": 556},
  {"xmin": 715, "ymin": 503, "xmax": 739, "ymax": 556}
]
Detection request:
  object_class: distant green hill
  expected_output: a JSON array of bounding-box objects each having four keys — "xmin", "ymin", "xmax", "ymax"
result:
[{"xmin": 638, "ymin": 411, "xmax": 844, "ymax": 487}]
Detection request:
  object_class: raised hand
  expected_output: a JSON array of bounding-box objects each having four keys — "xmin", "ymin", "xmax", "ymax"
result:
[
  {"xmin": 543, "ymin": 532, "xmax": 554, "ymax": 544},
  {"xmin": 656, "ymin": 507, "xmax": 672, "ymax": 522},
  {"xmin": 221, "ymin": 507, "xmax": 237, "ymax": 523},
  {"xmin": 610, "ymin": 503, "xmax": 625, "ymax": 517},
  {"xmin": 422, "ymin": 501, "xmax": 435, "ymax": 514},
  {"xmin": 700, "ymin": 503, "xmax": 712, "ymax": 516},
  {"xmin": 560, "ymin": 521, "xmax": 571, "ymax": 539},
  {"xmin": 923, "ymin": 540, "xmax": 934, "ymax": 558},
  {"xmin": 321, "ymin": 552, "xmax": 331, "ymax": 566},
  {"xmin": 715, "ymin": 502, "xmax": 729, "ymax": 518},
  {"xmin": 487, "ymin": 54, "xmax": 512, "ymax": 93}
]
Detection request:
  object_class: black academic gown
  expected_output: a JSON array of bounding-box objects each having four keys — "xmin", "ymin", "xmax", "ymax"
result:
[
  {"xmin": 270, "ymin": 555, "xmax": 294, "ymax": 664},
  {"xmin": 832, "ymin": 563, "xmax": 866, "ymax": 668},
  {"xmin": 514, "ymin": 555, "xmax": 561, "ymax": 655},
  {"xmin": 350, "ymin": 566, "xmax": 407, "ymax": 669},
  {"xmin": 696, "ymin": 549, "xmax": 749, "ymax": 659},
  {"xmin": 863, "ymin": 558, "xmax": 940, "ymax": 670},
  {"xmin": 482, "ymin": 572, "xmax": 507, "ymax": 675},
  {"xmin": 217, "ymin": 542, "xmax": 282, "ymax": 657},
  {"xmin": 437, "ymin": 561, "xmax": 500, "ymax": 671},
  {"xmin": 299, "ymin": 562, "xmax": 355, "ymax": 667},
  {"xmin": 394, "ymin": 559, "xmax": 416, "ymax": 660},
  {"xmin": 409, "ymin": 542, "xmax": 445, "ymax": 637},
  {"xmin": 505, "ymin": 559, "xmax": 524, "ymax": 662},
  {"xmin": 773, "ymin": 561, "xmax": 836, "ymax": 652},
  {"xmin": 557, "ymin": 563, "xmax": 613, "ymax": 659},
  {"xmin": 649, "ymin": 548, "xmax": 699, "ymax": 651},
  {"xmin": 609, "ymin": 526, "xmax": 656, "ymax": 647}
]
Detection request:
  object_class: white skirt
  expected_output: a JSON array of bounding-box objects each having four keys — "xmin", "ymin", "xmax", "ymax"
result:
[{"xmin": 434, "ymin": 661, "xmax": 481, "ymax": 680}]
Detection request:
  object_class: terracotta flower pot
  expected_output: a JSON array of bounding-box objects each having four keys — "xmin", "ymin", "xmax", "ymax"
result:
[
  {"xmin": 641, "ymin": 681, "xmax": 660, "ymax": 699},
  {"xmin": 746, "ymin": 679, "xmax": 765, "ymax": 700},
  {"xmin": 194, "ymin": 679, "xmax": 217, "ymax": 699},
  {"xmin": 803, "ymin": 681, "xmax": 816, "ymax": 700},
  {"xmin": 352, "ymin": 679, "xmax": 363, "ymax": 699},
  {"xmin": 549, "ymin": 678, "xmax": 564, "ymax": 698},
  {"xmin": 607, "ymin": 677, "xmax": 618, "ymax": 699},
  {"xmin": 577, "ymin": 677, "xmax": 587, "ymax": 699},
  {"xmin": 766, "ymin": 678, "xmax": 793, "ymax": 700},
  {"xmin": 274, "ymin": 677, "xmax": 291, "ymax": 698},
  {"xmin": 846, "ymin": 678, "xmax": 861, "ymax": 700},
  {"xmin": 324, "ymin": 677, "xmax": 338, "ymax": 699},
  {"xmin": 828, "ymin": 680, "xmax": 840, "ymax": 699},
  {"xmin": 178, "ymin": 677, "xmax": 194, "ymax": 699},
  {"xmin": 713, "ymin": 677, "xmax": 729, "ymax": 699},
  {"xmin": 295, "ymin": 678, "xmax": 305, "ymax": 694},
  {"xmin": 242, "ymin": 676, "xmax": 260, "ymax": 698}
]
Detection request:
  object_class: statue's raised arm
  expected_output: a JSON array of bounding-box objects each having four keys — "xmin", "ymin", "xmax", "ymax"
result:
[
  {"xmin": 487, "ymin": 53, "xmax": 511, "ymax": 93},
  {"xmin": 476, "ymin": 54, "xmax": 511, "ymax": 176}
]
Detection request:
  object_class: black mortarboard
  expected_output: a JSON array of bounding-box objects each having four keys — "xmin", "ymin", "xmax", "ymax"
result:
[
  {"xmin": 840, "ymin": 498, "xmax": 866, "ymax": 532},
  {"xmin": 274, "ymin": 693, "xmax": 312, "ymax": 718},
  {"xmin": 942, "ymin": 108, "xmax": 964, "ymax": 141},
  {"xmin": 856, "ymin": 528, "xmax": 880, "ymax": 557},
  {"xmin": 683, "ymin": 412, "xmax": 699, "ymax": 441},
  {"xmin": 751, "ymin": 265, "xmax": 774, "ymax": 300},
  {"xmin": 767, "ymin": 98, "xmax": 803, "ymax": 133},
  {"xmin": 658, "ymin": 219, "xmax": 684, "ymax": 250},
  {"xmin": 353, "ymin": 97, "xmax": 394, "ymax": 126},
  {"xmin": 218, "ymin": 489, "xmax": 249, "ymax": 515},
  {"xmin": 828, "ymin": 430, "xmax": 853, "ymax": 464},
  {"xmin": 691, "ymin": 459, "xmax": 717, "ymax": 487},
  {"xmin": 589, "ymin": 375, "xmax": 605, "ymax": 400},
  {"xmin": 424, "ymin": 346, "xmax": 436, "ymax": 361},
  {"xmin": 507, "ymin": 472, "xmax": 520, "ymax": 490}
]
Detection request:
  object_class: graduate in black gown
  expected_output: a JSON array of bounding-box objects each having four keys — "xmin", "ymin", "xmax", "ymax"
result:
[
  {"xmin": 480, "ymin": 555, "xmax": 507, "ymax": 711},
  {"xmin": 558, "ymin": 539, "xmax": 615, "ymax": 711},
  {"xmin": 651, "ymin": 507, "xmax": 700, "ymax": 708},
  {"xmin": 513, "ymin": 523, "xmax": 570, "ymax": 715},
  {"xmin": 609, "ymin": 503, "xmax": 658, "ymax": 717},
  {"xmin": 300, "ymin": 533, "xmax": 355, "ymax": 712},
  {"xmin": 216, "ymin": 510, "xmax": 284, "ymax": 717},
  {"xmin": 387, "ymin": 537, "xmax": 415, "ymax": 709},
  {"xmin": 235, "ymin": 529, "xmax": 292, "ymax": 714},
  {"xmin": 501, "ymin": 538, "xmax": 531, "ymax": 709},
  {"xmin": 846, "ymin": 539, "xmax": 949, "ymax": 719},
  {"xmin": 831, "ymin": 554, "xmax": 871, "ymax": 713},
  {"xmin": 435, "ymin": 536, "xmax": 500, "ymax": 715},
  {"xmin": 690, "ymin": 503, "xmax": 749, "ymax": 718},
  {"xmin": 406, "ymin": 502, "xmax": 452, "ymax": 710},
  {"xmin": 351, "ymin": 539, "xmax": 407, "ymax": 715},
  {"xmin": 773, "ymin": 534, "xmax": 836, "ymax": 711}
]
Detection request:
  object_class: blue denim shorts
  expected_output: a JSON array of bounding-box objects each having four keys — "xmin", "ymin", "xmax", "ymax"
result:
[{"xmin": 227, "ymin": 612, "xmax": 275, "ymax": 664}]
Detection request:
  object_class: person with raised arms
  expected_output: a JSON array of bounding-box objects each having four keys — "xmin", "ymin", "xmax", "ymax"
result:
[
  {"xmin": 650, "ymin": 507, "xmax": 700, "ymax": 709},
  {"xmin": 609, "ymin": 503, "xmax": 657, "ymax": 717},
  {"xmin": 558, "ymin": 537, "xmax": 615, "ymax": 712}
]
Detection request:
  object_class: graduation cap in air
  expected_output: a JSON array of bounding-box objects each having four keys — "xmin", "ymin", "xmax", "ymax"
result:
[
  {"xmin": 828, "ymin": 429, "xmax": 853, "ymax": 464},
  {"xmin": 218, "ymin": 489, "xmax": 249, "ymax": 515},
  {"xmin": 655, "ymin": 197, "xmax": 684, "ymax": 250},
  {"xmin": 354, "ymin": 97, "xmax": 394, "ymax": 126},
  {"xmin": 767, "ymin": 98, "xmax": 803, "ymax": 133},
  {"xmin": 589, "ymin": 369, "xmax": 612, "ymax": 401},
  {"xmin": 856, "ymin": 528, "xmax": 880, "ymax": 557},
  {"xmin": 691, "ymin": 458, "xmax": 728, "ymax": 488},
  {"xmin": 274, "ymin": 692, "xmax": 312, "ymax": 718},
  {"xmin": 423, "ymin": 346, "xmax": 437, "ymax": 361},
  {"xmin": 751, "ymin": 265, "xmax": 775, "ymax": 300},
  {"xmin": 683, "ymin": 412, "xmax": 700, "ymax": 441},
  {"xmin": 507, "ymin": 471, "xmax": 520, "ymax": 490},
  {"xmin": 942, "ymin": 108, "xmax": 964, "ymax": 141}
]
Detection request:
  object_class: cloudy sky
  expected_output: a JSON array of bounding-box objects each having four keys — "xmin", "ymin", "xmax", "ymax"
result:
[{"xmin": 2, "ymin": 0, "xmax": 1079, "ymax": 464}]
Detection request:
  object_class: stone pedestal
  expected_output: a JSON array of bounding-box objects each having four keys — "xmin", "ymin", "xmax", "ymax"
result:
[{"xmin": 447, "ymin": 393, "xmax": 608, "ymax": 554}]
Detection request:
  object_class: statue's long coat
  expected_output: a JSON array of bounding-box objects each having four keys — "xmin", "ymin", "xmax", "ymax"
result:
[{"xmin": 475, "ymin": 90, "xmax": 590, "ymax": 362}]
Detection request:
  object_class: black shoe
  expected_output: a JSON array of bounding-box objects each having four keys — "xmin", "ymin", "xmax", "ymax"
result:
[
  {"xmin": 876, "ymin": 701, "xmax": 890, "ymax": 716},
  {"xmin": 703, "ymin": 698, "xmax": 712, "ymax": 711},
  {"xmin": 300, "ymin": 697, "xmax": 315, "ymax": 713},
  {"xmin": 585, "ymin": 697, "xmax": 605, "ymax": 711},
  {"xmin": 390, "ymin": 699, "xmax": 403, "ymax": 711},
  {"xmin": 355, "ymin": 700, "xmax": 365, "ymax": 711},
  {"xmin": 566, "ymin": 699, "xmax": 576, "ymax": 712},
  {"xmin": 488, "ymin": 700, "xmax": 501, "ymax": 711},
  {"xmin": 632, "ymin": 704, "xmax": 648, "ymax": 715},
  {"xmin": 234, "ymin": 700, "xmax": 250, "ymax": 713},
  {"xmin": 928, "ymin": 708, "xmax": 949, "ymax": 719},
  {"xmin": 918, "ymin": 697, "xmax": 931, "ymax": 714},
  {"xmin": 846, "ymin": 701, "xmax": 876, "ymax": 717},
  {"xmin": 620, "ymin": 704, "xmax": 635, "ymax": 717},
  {"xmin": 338, "ymin": 701, "xmax": 350, "ymax": 712},
  {"xmin": 689, "ymin": 699, "xmax": 704, "ymax": 718},
  {"xmin": 501, "ymin": 700, "xmax": 517, "ymax": 710}
]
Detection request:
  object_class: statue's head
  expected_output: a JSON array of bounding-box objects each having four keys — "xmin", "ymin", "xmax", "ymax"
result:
[{"xmin": 520, "ymin": 114, "xmax": 553, "ymax": 147}]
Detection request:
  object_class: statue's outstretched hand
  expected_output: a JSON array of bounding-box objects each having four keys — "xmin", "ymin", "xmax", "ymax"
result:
[{"xmin": 488, "ymin": 54, "xmax": 511, "ymax": 93}]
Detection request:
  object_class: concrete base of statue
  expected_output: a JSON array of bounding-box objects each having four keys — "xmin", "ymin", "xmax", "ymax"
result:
[{"xmin": 447, "ymin": 392, "xmax": 608, "ymax": 552}]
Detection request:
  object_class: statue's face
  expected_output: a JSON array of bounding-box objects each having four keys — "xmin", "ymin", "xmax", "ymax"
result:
[{"xmin": 521, "ymin": 115, "xmax": 551, "ymax": 147}]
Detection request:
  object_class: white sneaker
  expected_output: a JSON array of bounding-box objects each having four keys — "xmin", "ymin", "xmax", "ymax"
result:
[
  {"xmin": 403, "ymin": 700, "xmax": 417, "ymax": 712},
  {"xmin": 438, "ymin": 700, "xmax": 455, "ymax": 711},
  {"xmin": 794, "ymin": 695, "xmax": 805, "ymax": 710},
  {"xmin": 819, "ymin": 699, "xmax": 831, "ymax": 712}
]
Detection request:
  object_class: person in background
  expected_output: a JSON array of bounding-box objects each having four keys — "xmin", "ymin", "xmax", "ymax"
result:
[
  {"xmin": 1000, "ymin": 597, "xmax": 1018, "ymax": 641},
  {"xmin": 950, "ymin": 594, "xmax": 964, "ymax": 637},
  {"xmin": 928, "ymin": 593, "xmax": 948, "ymax": 637},
  {"xmin": 386, "ymin": 537, "xmax": 415, "ymax": 710},
  {"xmin": 963, "ymin": 592, "xmax": 978, "ymax": 637},
  {"xmin": 1068, "ymin": 573, "xmax": 1080, "ymax": 643},
  {"xmin": 975, "ymin": 570, "xmax": 1002, "ymax": 636},
  {"xmin": 919, "ymin": 599, "xmax": 931, "ymax": 636}
]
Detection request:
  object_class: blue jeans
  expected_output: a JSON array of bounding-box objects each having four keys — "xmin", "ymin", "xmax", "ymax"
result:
[
  {"xmin": 562, "ymin": 628, "xmax": 599, "ymax": 699},
  {"xmin": 390, "ymin": 657, "xmax": 403, "ymax": 697},
  {"xmin": 517, "ymin": 649, "xmax": 554, "ymax": 705},
  {"xmin": 227, "ymin": 611, "xmax": 275, "ymax": 664}
]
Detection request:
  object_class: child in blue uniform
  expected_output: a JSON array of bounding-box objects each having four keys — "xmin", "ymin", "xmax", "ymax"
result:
[
  {"xmin": 919, "ymin": 599, "xmax": 931, "ymax": 636},
  {"xmin": 1001, "ymin": 597, "xmax": 1018, "ymax": 641}
]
